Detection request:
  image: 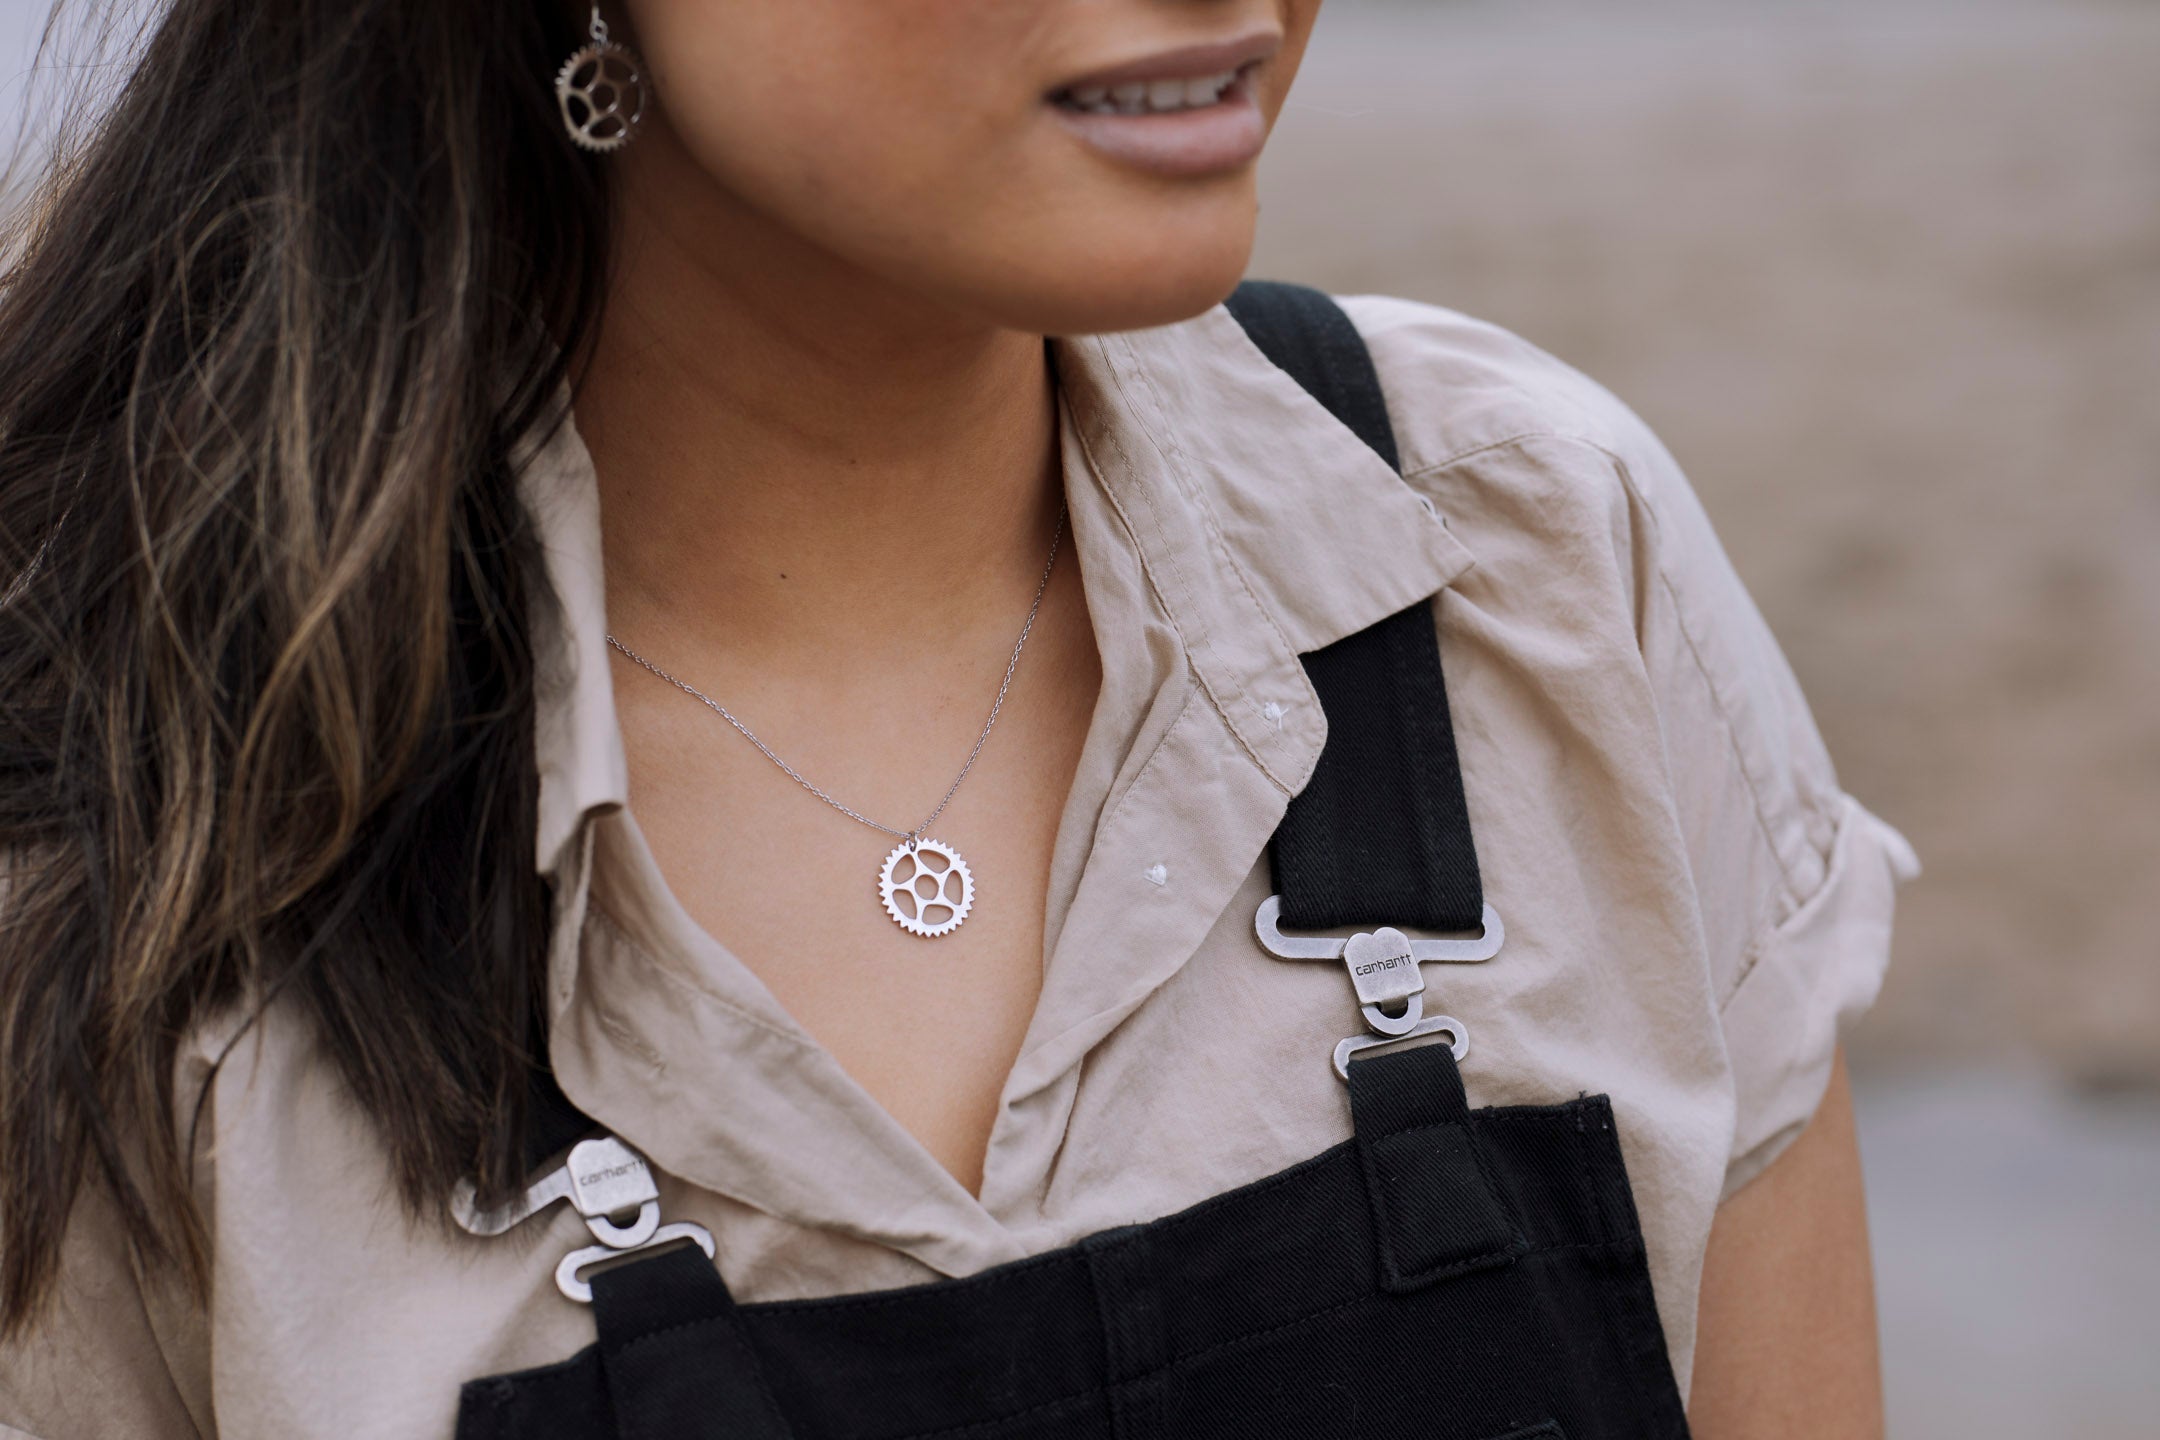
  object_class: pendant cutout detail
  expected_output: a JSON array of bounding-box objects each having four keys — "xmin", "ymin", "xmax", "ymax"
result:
[
  {"xmin": 555, "ymin": 39, "xmax": 647, "ymax": 152},
  {"xmin": 880, "ymin": 839, "xmax": 974, "ymax": 938}
]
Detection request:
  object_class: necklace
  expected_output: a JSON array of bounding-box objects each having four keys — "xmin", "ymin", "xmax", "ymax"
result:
[{"xmin": 606, "ymin": 508, "xmax": 1066, "ymax": 939}]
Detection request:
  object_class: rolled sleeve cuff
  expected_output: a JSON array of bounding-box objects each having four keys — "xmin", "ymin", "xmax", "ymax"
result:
[{"xmin": 1719, "ymin": 794, "xmax": 1920, "ymax": 1198}]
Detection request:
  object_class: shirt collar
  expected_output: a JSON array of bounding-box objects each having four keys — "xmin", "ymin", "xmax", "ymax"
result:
[
  {"xmin": 519, "ymin": 298, "xmax": 1478, "ymax": 876},
  {"xmin": 1053, "ymin": 304, "xmax": 1476, "ymax": 795},
  {"xmin": 520, "ymin": 403, "xmax": 630, "ymax": 878}
]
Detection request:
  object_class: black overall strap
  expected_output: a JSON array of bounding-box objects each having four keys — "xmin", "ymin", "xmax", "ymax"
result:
[
  {"xmin": 1346, "ymin": 1032, "xmax": 1522, "ymax": 1292},
  {"xmin": 588, "ymin": 1247, "xmax": 795, "ymax": 1439},
  {"xmin": 1224, "ymin": 280, "xmax": 1485, "ymax": 932}
]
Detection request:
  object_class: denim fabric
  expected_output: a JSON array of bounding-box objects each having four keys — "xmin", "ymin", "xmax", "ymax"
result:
[{"xmin": 453, "ymin": 1041, "xmax": 1689, "ymax": 1440}]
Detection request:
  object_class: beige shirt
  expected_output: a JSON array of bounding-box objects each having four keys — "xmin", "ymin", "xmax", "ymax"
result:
[{"xmin": 1, "ymin": 295, "xmax": 1917, "ymax": 1440}]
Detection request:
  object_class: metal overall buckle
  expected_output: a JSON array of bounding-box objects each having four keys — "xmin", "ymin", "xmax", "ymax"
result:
[
  {"xmin": 1254, "ymin": 894, "xmax": 1503, "ymax": 1080},
  {"xmin": 450, "ymin": 1134, "xmax": 717, "ymax": 1303}
]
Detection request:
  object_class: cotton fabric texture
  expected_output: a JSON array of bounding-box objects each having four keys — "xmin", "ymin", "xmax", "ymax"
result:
[{"xmin": 0, "ymin": 296, "xmax": 1917, "ymax": 1440}]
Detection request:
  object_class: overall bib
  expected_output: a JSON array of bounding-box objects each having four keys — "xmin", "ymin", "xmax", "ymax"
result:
[{"xmin": 452, "ymin": 284, "xmax": 1694, "ymax": 1440}]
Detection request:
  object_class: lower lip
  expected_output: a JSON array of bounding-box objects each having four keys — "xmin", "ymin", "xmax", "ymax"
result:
[{"xmin": 1049, "ymin": 71, "xmax": 1267, "ymax": 179}]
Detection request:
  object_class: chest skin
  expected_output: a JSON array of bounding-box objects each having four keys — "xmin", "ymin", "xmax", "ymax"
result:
[{"xmin": 608, "ymin": 551, "xmax": 1099, "ymax": 1199}]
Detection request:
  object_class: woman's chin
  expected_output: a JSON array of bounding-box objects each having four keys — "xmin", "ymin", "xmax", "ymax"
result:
[{"xmin": 957, "ymin": 220, "xmax": 1261, "ymax": 337}]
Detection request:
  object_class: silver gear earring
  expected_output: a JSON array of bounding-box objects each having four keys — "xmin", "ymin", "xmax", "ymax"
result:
[{"xmin": 556, "ymin": 6, "xmax": 647, "ymax": 153}]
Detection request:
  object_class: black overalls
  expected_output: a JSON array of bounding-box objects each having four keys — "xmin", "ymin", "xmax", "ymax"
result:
[{"xmin": 453, "ymin": 284, "xmax": 1694, "ymax": 1440}]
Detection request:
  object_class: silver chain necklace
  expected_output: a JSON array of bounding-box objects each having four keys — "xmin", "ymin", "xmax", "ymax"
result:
[{"xmin": 606, "ymin": 508, "xmax": 1066, "ymax": 939}]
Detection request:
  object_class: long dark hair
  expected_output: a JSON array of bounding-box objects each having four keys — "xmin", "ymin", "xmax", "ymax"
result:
[{"xmin": 0, "ymin": 0, "xmax": 611, "ymax": 1331}]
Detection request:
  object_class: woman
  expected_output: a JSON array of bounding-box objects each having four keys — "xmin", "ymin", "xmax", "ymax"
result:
[{"xmin": 0, "ymin": 1, "xmax": 1915, "ymax": 1436}]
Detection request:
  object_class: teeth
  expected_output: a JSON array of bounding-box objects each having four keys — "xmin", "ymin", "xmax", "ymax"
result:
[{"xmin": 1063, "ymin": 67, "xmax": 1241, "ymax": 115}]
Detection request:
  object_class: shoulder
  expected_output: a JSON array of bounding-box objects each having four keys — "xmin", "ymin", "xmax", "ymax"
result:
[
  {"xmin": 1333, "ymin": 291, "xmax": 1731, "ymax": 629},
  {"xmin": 1337, "ymin": 293, "xmax": 1681, "ymax": 509},
  {"xmin": 0, "ymin": 1176, "xmax": 207, "ymax": 1439},
  {"xmin": 1333, "ymin": 293, "xmax": 1881, "ymax": 787},
  {"xmin": 1333, "ymin": 296, "xmax": 1919, "ymax": 1195},
  {"xmin": 1334, "ymin": 294, "xmax": 1819, "ymax": 858},
  {"xmin": 1335, "ymin": 295, "xmax": 1922, "ymax": 1195},
  {"xmin": 1335, "ymin": 291, "xmax": 1740, "ymax": 670}
]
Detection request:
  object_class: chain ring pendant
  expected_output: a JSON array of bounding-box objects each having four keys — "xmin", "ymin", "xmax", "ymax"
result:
[
  {"xmin": 556, "ymin": 40, "xmax": 647, "ymax": 153},
  {"xmin": 879, "ymin": 839, "xmax": 975, "ymax": 939}
]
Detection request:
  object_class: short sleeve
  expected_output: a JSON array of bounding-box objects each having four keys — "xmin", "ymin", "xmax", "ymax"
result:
[
  {"xmin": 1618, "ymin": 418, "xmax": 1920, "ymax": 1199},
  {"xmin": 1340, "ymin": 289, "xmax": 1920, "ymax": 1198}
]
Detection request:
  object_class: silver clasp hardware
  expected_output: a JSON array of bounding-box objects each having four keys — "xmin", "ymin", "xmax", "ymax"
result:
[
  {"xmin": 451, "ymin": 1135, "xmax": 716, "ymax": 1303},
  {"xmin": 1333, "ymin": 1017, "xmax": 1468, "ymax": 1082},
  {"xmin": 1254, "ymin": 894, "xmax": 1501, "ymax": 1079},
  {"xmin": 553, "ymin": 1222, "xmax": 717, "ymax": 1304}
]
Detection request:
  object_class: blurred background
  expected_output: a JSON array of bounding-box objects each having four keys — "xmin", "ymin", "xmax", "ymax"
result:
[
  {"xmin": 1252, "ymin": 1, "xmax": 2160, "ymax": 1434},
  {"xmin": 2, "ymin": 0, "xmax": 2155, "ymax": 1434}
]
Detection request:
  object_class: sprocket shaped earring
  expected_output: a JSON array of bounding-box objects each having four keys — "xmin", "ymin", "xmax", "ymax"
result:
[
  {"xmin": 556, "ymin": 6, "xmax": 648, "ymax": 153},
  {"xmin": 879, "ymin": 839, "xmax": 976, "ymax": 939}
]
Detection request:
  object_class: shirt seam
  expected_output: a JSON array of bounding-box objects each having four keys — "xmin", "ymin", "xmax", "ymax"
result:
[
  {"xmin": 1722, "ymin": 915, "xmax": 1783, "ymax": 1015},
  {"xmin": 1115, "ymin": 339, "xmax": 1312, "ymax": 774},
  {"xmin": 1091, "ymin": 682, "xmax": 1203, "ymax": 843},
  {"xmin": 1574, "ymin": 435, "xmax": 1806, "ymax": 907},
  {"xmin": 1715, "ymin": 796, "xmax": 1869, "ymax": 1014},
  {"xmin": 1446, "ymin": 432, "xmax": 1806, "ymax": 893},
  {"xmin": 1064, "ymin": 382, "xmax": 1294, "ymax": 798},
  {"xmin": 1407, "ymin": 429, "xmax": 1816, "ymax": 998},
  {"xmin": 1399, "ymin": 429, "xmax": 1586, "ymax": 485},
  {"xmin": 115, "ymin": 1246, "xmax": 212, "ymax": 1440},
  {"xmin": 584, "ymin": 905, "xmax": 821, "ymax": 1056}
]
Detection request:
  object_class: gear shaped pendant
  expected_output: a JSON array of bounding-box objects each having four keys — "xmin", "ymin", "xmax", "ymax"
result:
[
  {"xmin": 879, "ymin": 839, "xmax": 975, "ymax": 939},
  {"xmin": 555, "ymin": 36, "xmax": 647, "ymax": 153}
]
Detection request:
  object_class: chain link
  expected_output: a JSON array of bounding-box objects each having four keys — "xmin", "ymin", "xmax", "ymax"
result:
[{"xmin": 607, "ymin": 508, "xmax": 1066, "ymax": 846}]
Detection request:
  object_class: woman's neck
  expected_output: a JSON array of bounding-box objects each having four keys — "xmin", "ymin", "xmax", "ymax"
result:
[{"xmin": 576, "ymin": 127, "xmax": 1063, "ymax": 670}]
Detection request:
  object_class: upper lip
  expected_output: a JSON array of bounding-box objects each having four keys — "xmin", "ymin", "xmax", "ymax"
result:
[{"xmin": 1049, "ymin": 30, "xmax": 1282, "ymax": 95}]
